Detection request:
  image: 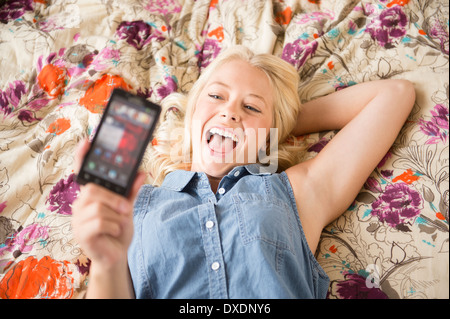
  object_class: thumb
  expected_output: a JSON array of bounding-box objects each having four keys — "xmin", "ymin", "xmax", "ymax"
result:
[
  {"xmin": 74, "ymin": 138, "xmax": 90, "ymax": 174},
  {"xmin": 127, "ymin": 172, "xmax": 147, "ymax": 203}
]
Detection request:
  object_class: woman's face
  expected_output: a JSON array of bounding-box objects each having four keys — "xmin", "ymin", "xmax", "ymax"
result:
[{"xmin": 190, "ymin": 59, "xmax": 274, "ymax": 178}]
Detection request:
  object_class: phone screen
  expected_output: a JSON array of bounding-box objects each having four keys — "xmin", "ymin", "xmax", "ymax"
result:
[{"xmin": 77, "ymin": 89, "xmax": 161, "ymax": 196}]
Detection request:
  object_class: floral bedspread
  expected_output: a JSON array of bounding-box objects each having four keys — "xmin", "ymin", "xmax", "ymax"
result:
[{"xmin": 0, "ymin": 0, "xmax": 448, "ymax": 299}]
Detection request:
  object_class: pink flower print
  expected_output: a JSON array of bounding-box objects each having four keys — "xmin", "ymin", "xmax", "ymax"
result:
[
  {"xmin": 92, "ymin": 47, "xmax": 121, "ymax": 72},
  {"xmin": 0, "ymin": 202, "xmax": 6, "ymax": 213},
  {"xmin": 295, "ymin": 11, "xmax": 335, "ymax": 26},
  {"xmin": 38, "ymin": 18, "xmax": 65, "ymax": 32},
  {"xmin": 144, "ymin": 0, "xmax": 182, "ymax": 16},
  {"xmin": 0, "ymin": 224, "xmax": 49, "ymax": 257}
]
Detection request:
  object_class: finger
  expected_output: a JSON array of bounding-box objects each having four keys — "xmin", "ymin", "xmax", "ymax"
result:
[
  {"xmin": 74, "ymin": 200, "xmax": 124, "ymax": 237},
  {"xmin": 73, "ymin": 198, "xmax": 123, "ymax": 226},
  {"xmin": 87, "ymin": 213, "xmax": 122, "ymax": 238},
  {"xmin": 74, "ymin": 138, "xmax": 91, "ymax": 174},
  {"xmin": 81, "ymin": 183, "xmax": 133, "ymax": 215}
]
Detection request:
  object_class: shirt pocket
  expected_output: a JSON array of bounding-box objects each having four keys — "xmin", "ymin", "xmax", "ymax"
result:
[{"xmin": 232, "ymin": 193, "xmax": 294, "ymax": 251}]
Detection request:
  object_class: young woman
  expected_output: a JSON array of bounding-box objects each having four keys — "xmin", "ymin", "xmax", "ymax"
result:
[{"xmin": 72, "ymin": 46, "xmax": 415, "ymax": 298}]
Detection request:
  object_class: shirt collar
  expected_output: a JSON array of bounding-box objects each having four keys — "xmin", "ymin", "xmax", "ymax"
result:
[
  {"xmin": 243, "ymin": 163, "xmax": 276, "ymax": 175},
  {"xmin": 161, "ymin": 164, "xmax": 274, "ymax": 192},
  {"xmin": 161, "ymin": 169, "xmax": 197, "ymax": 191}
]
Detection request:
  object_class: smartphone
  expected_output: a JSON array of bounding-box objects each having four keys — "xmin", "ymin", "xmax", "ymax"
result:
[{"xmin": 76, "ymin": 88, "xmax": 161, "ymax": 196}]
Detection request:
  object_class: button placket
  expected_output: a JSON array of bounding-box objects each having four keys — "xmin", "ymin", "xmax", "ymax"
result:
[{"xmin": 198, "ymin": 201, "xmax": 228, "ymax": 298}]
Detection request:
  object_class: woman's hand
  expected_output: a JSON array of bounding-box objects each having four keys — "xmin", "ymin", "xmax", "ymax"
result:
[{"xmin": 72, "ymin": 139, "xmax": 146, "ymax": 269}]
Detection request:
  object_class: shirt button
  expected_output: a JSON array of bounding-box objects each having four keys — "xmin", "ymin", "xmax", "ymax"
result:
[
  {"xmin": 218, "ymin": 187, "xmax": 225, "ymax": 195},
  {"xmin": 206, "ymin": 220, "xmax": 214, "ymax": 229},
  {"xmin": 234, "ymin": 171, "xmax": 240, "ymax": 177},
  {"xmin": 211, "ymin": 262, "xmax": 220, "ymax": 271}
]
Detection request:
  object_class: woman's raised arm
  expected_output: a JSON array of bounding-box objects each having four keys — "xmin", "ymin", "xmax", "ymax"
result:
[{"xmin": 286, "ymin": 79, "xmax": 416, "ymax": 253}]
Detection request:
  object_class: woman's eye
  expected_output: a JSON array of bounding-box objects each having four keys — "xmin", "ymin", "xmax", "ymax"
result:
[
  {"xmin": 245, "ymin": 105, "xmax": 261, "ymax": 113},
  {"xmin": 208, "ymin": 94, "xmax": 222, "ymax": 100}
]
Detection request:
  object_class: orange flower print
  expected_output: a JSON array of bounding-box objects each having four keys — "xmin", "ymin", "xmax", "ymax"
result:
[
  {"xmin": 387, "ymin": 0, "xmax": 410, "ymax": 8},
  {"xmin": 208, "ymin": 26, "xmax": 224, "ymax": 42},
  {"xmin": 0, "ymin": 256, "xmax": 74, "ymax": 299},
  {"xmin": 79, "ymin": 74, "xmax": 132, "ymax": 114},
  {"xmin": 210, "ymin": 0, "xmax": 218, "ymax": 9},
  {"xmin": 37, "ymin": 64, "xmax": 67, "ymax": 99},
  {"xmin": 392, "ymin": 168, "xmax": 421, "ymax": 185},
  {"xmin": 275, "ymin": 7, "xmax": 293, "ymax": 25},
  {"xmin": 46, "ymin": 118, "xmax": 71, "ymax": 136}
]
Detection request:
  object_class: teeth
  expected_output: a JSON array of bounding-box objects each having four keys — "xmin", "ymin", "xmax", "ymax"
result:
[{"xmin": 209, "ymin": 127, "xmax": 239, "ymax": 142}]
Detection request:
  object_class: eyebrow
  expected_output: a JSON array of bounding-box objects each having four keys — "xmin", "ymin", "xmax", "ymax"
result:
[{"xmin": 208, "ymin": 81, "xmax": 268, "ymax": 107}]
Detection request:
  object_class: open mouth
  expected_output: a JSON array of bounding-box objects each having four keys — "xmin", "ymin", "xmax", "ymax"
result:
[{"xmin": 206, "ymin": 127, "xmax": 239, "ymax": 155}]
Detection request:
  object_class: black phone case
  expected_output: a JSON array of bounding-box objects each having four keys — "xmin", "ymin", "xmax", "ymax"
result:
[{"xmin": 75, "ymin": 88, "xmax": 161, "ymax": 196}]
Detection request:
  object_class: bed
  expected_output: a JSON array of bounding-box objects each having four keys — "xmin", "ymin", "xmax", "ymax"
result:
[{"xmin": 0, "ymin": 0, "xmax": 448, "ymax": 299}]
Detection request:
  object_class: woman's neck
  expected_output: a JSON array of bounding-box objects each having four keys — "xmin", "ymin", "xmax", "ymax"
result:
[{"xmin": 206, "ymin": 174, "xmax": 222, "ymax": 193}]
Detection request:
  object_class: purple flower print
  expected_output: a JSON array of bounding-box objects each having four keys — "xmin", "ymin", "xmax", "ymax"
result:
[
  {"xmin": 371, "ymin": 183, "xmax": 422, "ymax": 229},
  {"xmin": 431, "ymin": 104, "xmax": 450, "ymax": 129},
  {"xmin": 0, "ymin": 80, "xmax": 27, "ymax": 112},
  {"xmin": 0, "ymin": 0, "xmax": 33, "ymax": 22},
  {"xmin": 282, "ymin": 38, "xmax": 318, "ymax": 69},
  {"xmin": 366, "ymin": 6, "xmax": 408, "ymax": 49},
  {"xmin": 17, "ymin": 109, "xmax": 35, "ymax": 122},
  {"xmin": 157, "ymin": 76, "xmax": 178, "ymax": 99},
  {"xmin": 364, "ymin": 177, "xmax": 383, "ymax": 193},
  {"xmin": 419, "ymin": 104, "xmax": 449, "ymax": 144},
  {"xmin": 46, "ymin": 174, "xmax": 80, "ymax": 215},
  {"xmin": 197, "ymin": 39, "xmax": 221, "ymax": 69},
  {"xmin": 428, "ymin": 17, "xmax": 449, "ymax": 55},
  {"xmin": 116, "ymin": 21, "xmax": 164, "ymax": 50},
  {"xmin": 0, "ymin": 80, "xmax": 29, "ymax": 119},
  {"xmin": 307, "ymin": 137, "xmax": 330, "ymax": 153},
  {"xmin": 381, "ymin": 170, "xmax": 394, "ymax": 180},
  {"xmin": 332, "ymin": 273, "xmax": 389, "ymax": 299}
]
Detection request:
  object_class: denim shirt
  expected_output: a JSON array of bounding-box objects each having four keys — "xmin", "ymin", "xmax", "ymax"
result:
[{"xmin": 128, "ymin": 164, "xmax": 329, "ymax": 299}]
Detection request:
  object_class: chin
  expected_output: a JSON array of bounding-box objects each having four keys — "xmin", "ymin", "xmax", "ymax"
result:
[
  {"xmin": 195, "ymin": 151, "xmax": 238, "ymax": 177},
  {"xmin": 190, "ymin": 144, "xmax": 240, "ymax": 177}
]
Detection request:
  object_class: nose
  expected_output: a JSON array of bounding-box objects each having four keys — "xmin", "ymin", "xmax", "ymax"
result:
[{"xmin": 220, "ymin": 102, "xmax": 241, "ymax": 122}]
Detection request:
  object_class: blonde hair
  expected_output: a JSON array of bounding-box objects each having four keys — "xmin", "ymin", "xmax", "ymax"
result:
[{"xmin": 148, "ymin": 46, "xmax": 305, "ymax": 186}]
